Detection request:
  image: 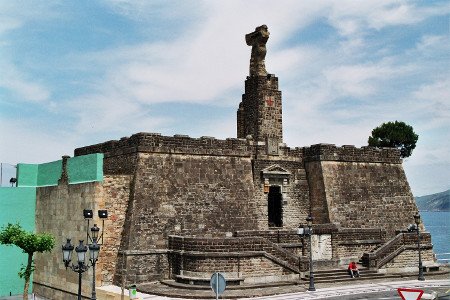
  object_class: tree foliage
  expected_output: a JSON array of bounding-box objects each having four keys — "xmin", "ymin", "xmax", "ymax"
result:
[
  {"xmin": 0, "ymin": 223, "xmax": 55, "ymax": 300},
  {"xmin": 368, "ymin": 121, "xmax": 419, "ymax": 158}
]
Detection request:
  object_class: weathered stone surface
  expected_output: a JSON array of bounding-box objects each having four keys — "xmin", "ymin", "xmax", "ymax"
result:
[
  {"xmin": 34, "ymin": 182, "xmax": 104, "ymax": 299},
  {"xmin": 306, "ymin": 160, "xmax": 416, "ymax": 237},
  {"xmin": 246, "ymin": 25, "xmax": 270, "ymax": 76},
  {"xmin": 237, "ymin": 75, "xmax": 283, "ymax": 143}
]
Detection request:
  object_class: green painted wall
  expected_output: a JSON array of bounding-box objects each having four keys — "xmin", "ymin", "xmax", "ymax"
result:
[
  {"xmin": 16, "ymin": 164, "xmax": 38, "ymax": 187},
  {"xmin": 1, "ymin": 153, "xmax": 103, "ymax": 296},
  {"xmin": 0, "ymin": 187, "xmax": 36, "ymax": 296},
  {"xmin": 36, "ymin": 161, "xmax": 62, "ymax": 186},
  {"xmin": 17, "ymin": 153, "xmax": 103, "ymax": 187},
  {"xmin": 68, "ymin": 153, "xmax": 103, "ymax": 184}
]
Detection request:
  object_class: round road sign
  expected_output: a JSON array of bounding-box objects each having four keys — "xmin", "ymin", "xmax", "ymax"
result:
[{"xmin": 210, "ymin": 272, "xmax": 226, "ymax": 295}]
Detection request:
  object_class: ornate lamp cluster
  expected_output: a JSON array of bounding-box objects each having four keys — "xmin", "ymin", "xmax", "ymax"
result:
[{"xmin": 62, "ymin": 209, "xmax": 108, "ymax": 300}]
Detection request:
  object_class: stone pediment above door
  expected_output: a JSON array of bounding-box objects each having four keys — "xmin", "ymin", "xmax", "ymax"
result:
[{"xmin": 261, "ymin": 165, "xmax": 291, "ymax": 179}]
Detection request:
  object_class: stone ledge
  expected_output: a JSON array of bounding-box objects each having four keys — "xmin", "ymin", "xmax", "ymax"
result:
[
  {"xmin": 303, "ymin": 144, "xmax": 402, "ymax": 164},
  {"xmin": 338, "ymin": 239, "xmax": 383, "ymax": 245},
  {"xmin": 170, "ymin": 250, "xmax": 267, "ymax": 257}
]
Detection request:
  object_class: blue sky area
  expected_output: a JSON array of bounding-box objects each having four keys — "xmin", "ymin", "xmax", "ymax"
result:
[{"xmin": 0, "ymin": 1, "xmax": 449, "ymax": 196}]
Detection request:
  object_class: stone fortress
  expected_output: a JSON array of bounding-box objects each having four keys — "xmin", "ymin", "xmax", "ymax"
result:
[{"xmin": 32, "ymin": 25, "xmax": 436, "ymax": 299}]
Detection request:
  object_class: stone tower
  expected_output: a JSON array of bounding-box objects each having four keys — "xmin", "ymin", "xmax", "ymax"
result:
[{"xmin": 237, "ymin": 25, "xmax": 283, "ymax": 148}]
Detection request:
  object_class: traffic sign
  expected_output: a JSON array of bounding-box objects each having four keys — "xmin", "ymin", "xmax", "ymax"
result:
[
  {"xmin": 397, "ymin": 288, "xmax": 424, "ymax": 300},
  {"xmin": 210, "ymin": 272, "xmax": 226, "ymax": 299}
]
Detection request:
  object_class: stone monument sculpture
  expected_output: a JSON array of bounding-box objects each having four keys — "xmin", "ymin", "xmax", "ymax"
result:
[{"xmin": 246, "ymin": 25, "xmax": 270, "ymax": 76}]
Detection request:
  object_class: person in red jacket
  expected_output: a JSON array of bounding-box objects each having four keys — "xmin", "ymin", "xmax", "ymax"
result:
[{"xmin": 348, "ymin": 261, "xmax": 360, "ymax": 278}]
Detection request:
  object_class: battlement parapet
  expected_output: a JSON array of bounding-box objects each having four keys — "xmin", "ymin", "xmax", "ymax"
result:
[
  {"xmin": 303, "ymin": 143, "xmax": 402, "ymax": 163},
  {"xmin": 75, "ymin": 132, "xmax": 253, "ymax": 158}
]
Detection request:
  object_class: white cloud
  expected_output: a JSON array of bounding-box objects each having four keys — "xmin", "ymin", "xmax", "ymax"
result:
[
  {"xmin": 327, "ymin": 1, "xmax": 449, "ymax": 36},
  {"xmin": 0, "ymin": 118, "xmax": 75, "ymax": 164},
  {"xmin": 0, "ymin": 1, "xmax": 61, "ymax": 36},
  {"xmin": 67, "ymin": 94, "xmax": 170, "ymax": 135},
  {"xmin": 0, "ymin": 61, "xmax": 51, "ymax": 102}
]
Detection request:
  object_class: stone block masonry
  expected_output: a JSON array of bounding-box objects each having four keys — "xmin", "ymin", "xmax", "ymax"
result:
[
  {"xmin": 237, "ymin": 75, "xmax": 283, "ymax": 143},
  {"xmin": 34, "ymin": 182, "xmax": 104, "ymax": 299},
  {"xmin": 304, "ymin": 144, "xmax": 415, "ymax": 237},
  {"xmin": 72, "ymin": 133, "xmax": 422, "ymax": 286}
]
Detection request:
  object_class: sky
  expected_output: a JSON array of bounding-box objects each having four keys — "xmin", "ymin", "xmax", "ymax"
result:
[{"xmin": 0, "ymin": 0, "xmax": 449, "ymax": 196}]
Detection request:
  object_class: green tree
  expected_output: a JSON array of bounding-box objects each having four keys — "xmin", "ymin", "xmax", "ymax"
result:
[
  {"xmin": 0, "ymin": 223, "xmax": 55, "ymax": 300},
  {"xmin": 368, "ymin": 121, "xmax": 419, "ymax": 158}
]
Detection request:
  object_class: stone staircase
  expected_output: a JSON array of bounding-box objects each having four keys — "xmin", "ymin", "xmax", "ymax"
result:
[{"xmin": 303, "ymin": 267, "xmax": 389, "ymax": 284}]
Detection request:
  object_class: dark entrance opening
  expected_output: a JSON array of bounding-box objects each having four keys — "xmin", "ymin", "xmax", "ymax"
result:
[{"xmin": 268, "ymin": 186, "xmax": 282, "ymax": 227}]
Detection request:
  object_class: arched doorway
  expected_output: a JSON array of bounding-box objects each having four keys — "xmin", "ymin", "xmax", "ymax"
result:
[{"xmin": 268, "ymin": 185, "xmax": 282, "ymax": 227}]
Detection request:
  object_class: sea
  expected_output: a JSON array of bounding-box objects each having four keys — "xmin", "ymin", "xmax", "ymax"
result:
[{"xmin": 421, "ymin": 211, "xmax": 450, "ymax": 263}]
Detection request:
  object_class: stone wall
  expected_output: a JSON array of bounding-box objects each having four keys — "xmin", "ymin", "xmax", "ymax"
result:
[
  {"xmin": 75, "ymin": 133, "xmax": 252, "ymax": 159},
  {"xmin": 168, "ymin": 235, "xmax": 303, "ymax": 283},
  {"xmin": 99, "ymin": 175, "xmax": 132, "ymax": 285},
  {"xmin": 304, "ymin": 144, "xmax": 416, "ymax": 237},
  {"xmin": 333, "ymin": 228, "xmax": 385, "ymax": 261},
  {"xmin": 34, "ymin": 182, "xmax": 104, "ymax": 299},
  {"xmin": 115, "ymin": 250, "xmax": 169, "ymax": 285},
  {"xmin": 381, "ymin": 249, "xmax": 435, "ymax": 273},
  {"xmin": 115, "ymin": 151, "xmax": 259, "ymax": 273}
]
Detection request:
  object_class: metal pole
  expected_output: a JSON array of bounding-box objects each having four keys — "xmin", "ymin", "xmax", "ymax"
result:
[
  {"xmin": 78, "ymin": 265, "xmax": 83, "ymax": 300},
  {"xmin": 121, "ymin": 253, "xmax": 125, "ymax": 300},
  {"xmin": 417, "ymin": 225, "xmax": 425, "ymax": 281},
  {"xmin": 91, "ymin": 261, "xmax": 97, "ymax": 299},
  {"xmin": 308, "ymin": 227, "xmax": 316, "ymax": 291},
  {"xmin": 216, "ymin": 273, "xmax": 219, "ymax": 300}
]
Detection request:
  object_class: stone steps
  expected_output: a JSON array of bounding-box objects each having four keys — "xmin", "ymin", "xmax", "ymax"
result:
[{"xmin": 303, "ymin": 268, "xmax": 392, "ymax": 284}]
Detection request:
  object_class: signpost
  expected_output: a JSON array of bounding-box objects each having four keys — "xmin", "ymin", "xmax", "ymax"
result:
[
  {"xmin": 397, "ymin": 288, "xmax": 424, "ymax": 300},
  {"xmin": 210, "ymin": 272, "xmax": 226, "ymax": 300}
]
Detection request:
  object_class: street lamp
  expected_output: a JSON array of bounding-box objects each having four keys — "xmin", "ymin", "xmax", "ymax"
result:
[
  {"xmin": 62, "ymin": 239, "xmax": 89, "ymax": 300},
  {"xmin": 414, "ymin": 213, "xmax": 425, "ymax": 281},
  {"xmin": 306, "ymin": 215, "xmax": 315, "ymax": 291},
  {"xmin": 297, "ymin": 224, "xmax": 305, "ymax": 284},
  {"xmin": 62, "ymin": 210, "xmax": 107, "ymax": 300},
  {"xmin": 89, "ymin": 240, "xmax": 100, "ymax": 300},
  {"xmin": 84, "ymin": 210, "xmax": 108, "ymax": 300}
]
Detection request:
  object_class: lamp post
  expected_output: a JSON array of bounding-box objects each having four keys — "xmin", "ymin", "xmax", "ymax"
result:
[
  {"xmin": 62, "ymin": 239, "xmax": 89, "ymax": 300},
  {"xmin": 84, "ymin": 210, "xmax": 107, "ymax": 300},
  {"xmin": 296, "ymin": 224, "xmax": 305, "ymax": 284},
  {"xmin": 89, "ymin": 224, "xmax": 101, "ymax": 300},
  {"xmin": 306, "ymin": 216, "xmax": 315, "ymax": 291},
  {"xmin": 414, "ymin": 213, "xmax": 425, "ymax": 281},
  {"xmin": 62, "ymin": 210, "xmax": 107, "ymax": 300}
]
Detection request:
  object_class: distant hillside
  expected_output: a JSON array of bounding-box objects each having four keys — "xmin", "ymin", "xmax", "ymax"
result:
[{"xmin": 415, "ymin": 189, "xmax": 450, "ymax": 211}]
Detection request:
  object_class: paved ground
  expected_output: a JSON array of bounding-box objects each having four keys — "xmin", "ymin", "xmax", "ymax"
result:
[
  {"xmin": 241, "ymin": 279, "xmax": 450, "ymax": 299},
  {"xmin": 134, "ymin": 272, "xmax": 450, "ymax": 299},
  {"xmin": 2, "ymin": 273, "xmax": 449, "ymax": 299}
]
